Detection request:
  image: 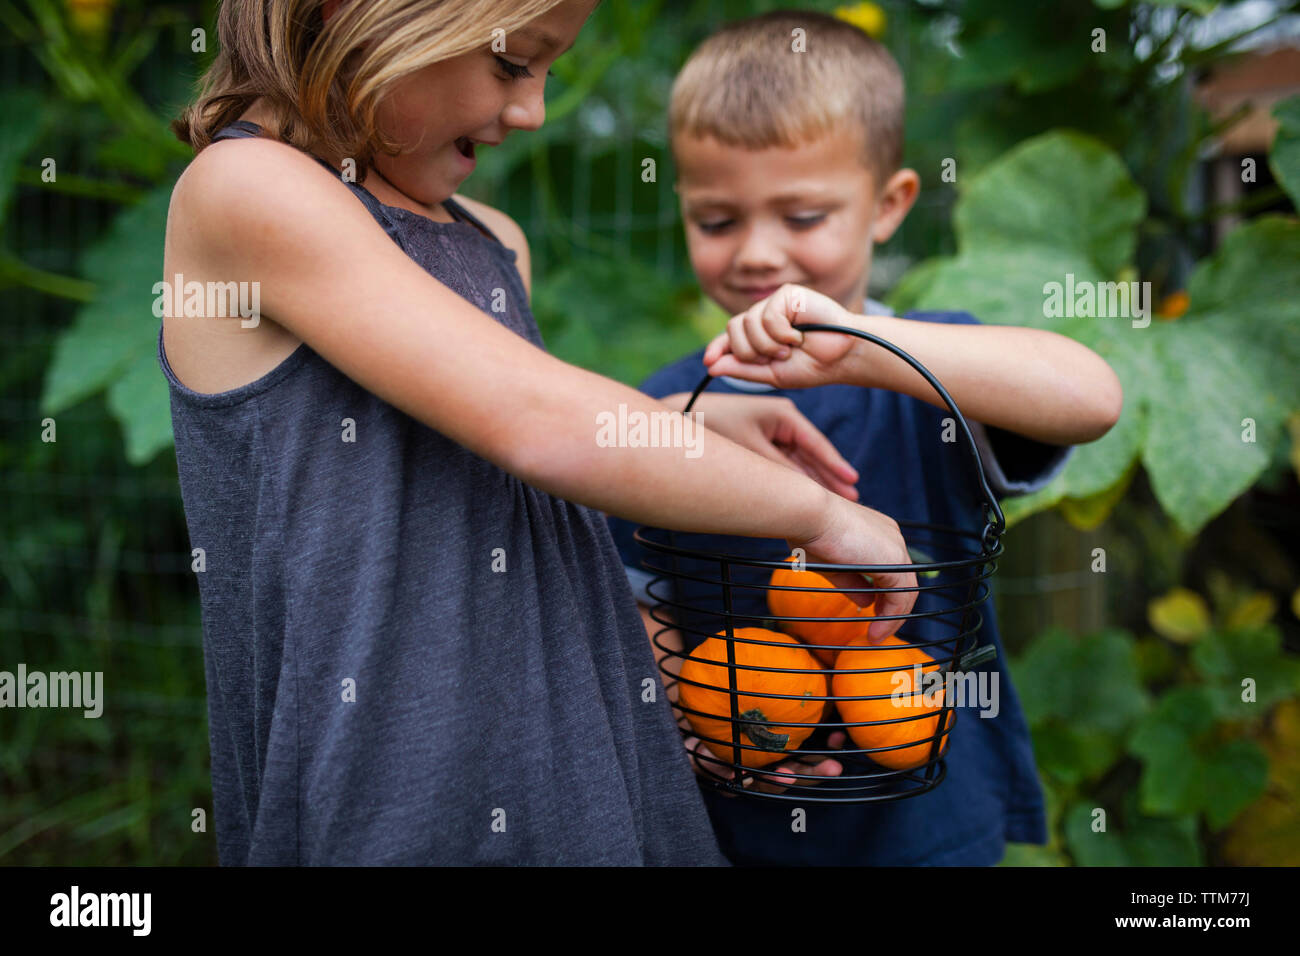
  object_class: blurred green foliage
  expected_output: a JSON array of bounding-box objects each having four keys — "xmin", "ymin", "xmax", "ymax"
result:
[{"xmin": 1, "ymin": 0, "xmax": 1297, "ymax": 865}]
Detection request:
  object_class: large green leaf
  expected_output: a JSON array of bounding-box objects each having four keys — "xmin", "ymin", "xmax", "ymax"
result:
[
  {"xmin": 1014, "ymin": 627, "xmax": 1149, "ymax": 731},
  {"xmin": 1128, "ymin": 686, "xmax": 1269, "ymax": 829},
  {"xmin": 1063, "ymin": 797, "xmax": 1202, "ymax": 867},
  {"xmin": 1190, "ymin": 624, "xmax": 1300, "ymax": 718},
  {"xmin": 41, "ymin": 180, "xmax": 178, "ymax": 464},
  {"xmin": 952, "ymin": 131, "xmax": 1145, "ymax": 277},
  {"xmin": 1269, "ymin": 95, "xmax": 1300, "ymax": 208},
  {"xmin": 891, "ymin": 129, "xmax": 1300, "ymax": 534},
  {"xmin": 1011, "ymin": 627, "xmax": 1149, "ymax": 785}
]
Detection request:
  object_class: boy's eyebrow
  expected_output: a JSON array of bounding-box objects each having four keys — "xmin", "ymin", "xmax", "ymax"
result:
[{"xmin": 682, "ymin": 188, "xmax": 838, "ymax": 210}]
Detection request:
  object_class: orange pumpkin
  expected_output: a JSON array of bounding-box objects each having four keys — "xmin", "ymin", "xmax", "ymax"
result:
[
  {"xmin": 767, "ymin": 559, "xmax": 876, "ymax": 664},
  {"xmin": 677, "ymin": 628, "xmax": 827, "ymax": 769},
  {"xmin": 832, "ymin": 635, "xmax": 953, "ymax": 770}
]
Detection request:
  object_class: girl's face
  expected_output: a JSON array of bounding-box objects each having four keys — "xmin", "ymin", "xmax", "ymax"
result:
[{"xmin": 338, "ymin": 0, "xmax": 597, "ymax": 207}]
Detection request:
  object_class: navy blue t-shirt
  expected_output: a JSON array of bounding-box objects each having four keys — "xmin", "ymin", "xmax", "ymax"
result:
[{"xmin": 606, "ymin": 308, "xmax": 1073, "ymax": 865}]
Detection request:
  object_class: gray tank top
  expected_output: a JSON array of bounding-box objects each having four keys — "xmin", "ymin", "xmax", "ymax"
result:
[{"xmin": 157, "ymin": 121, "xmax": 727, "ymax": 865}]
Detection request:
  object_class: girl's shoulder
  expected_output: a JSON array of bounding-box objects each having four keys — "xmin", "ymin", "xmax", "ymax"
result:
[
  {"xmin": 171, "ymin": 133, "xmax": 336, "ymax": 226},
  {"xmin": 448, "ymin": 193, "xmax": 532, "ymax": 297}
]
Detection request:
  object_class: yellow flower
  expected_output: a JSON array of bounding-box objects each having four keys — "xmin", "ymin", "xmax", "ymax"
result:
[
  {"xmin": 66, "ymin": 0, "xmax": 115, "ymax": 35},
  {"xmin": 834, "ymin": 2, "xmax": 887, "ymax": 39}
]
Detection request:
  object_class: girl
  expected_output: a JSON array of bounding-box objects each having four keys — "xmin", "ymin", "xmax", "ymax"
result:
[{"xmin": 160, "ymin": 0, "xmax": 917, "ymax": 865}]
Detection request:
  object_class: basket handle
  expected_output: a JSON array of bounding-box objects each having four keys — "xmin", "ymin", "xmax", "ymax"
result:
[{"xmin": 682, "ymin": 322, "xmax": 1006, "ymax": 547}]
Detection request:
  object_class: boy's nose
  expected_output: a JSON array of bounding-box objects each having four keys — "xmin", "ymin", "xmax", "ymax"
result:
[{"xmin": 733, "ymin": 224, "xmax": 787, "ymax": 271}]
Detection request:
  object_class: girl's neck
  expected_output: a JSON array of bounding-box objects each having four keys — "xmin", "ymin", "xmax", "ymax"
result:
[{"xmin": 234, "ymin": 102, "xmax": 456, "ymax": 225}]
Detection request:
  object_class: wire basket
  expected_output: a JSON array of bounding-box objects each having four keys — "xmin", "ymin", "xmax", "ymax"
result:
[{"xmin": 634, "ymin": 323, "xmax": 1006, "ymax": 803}]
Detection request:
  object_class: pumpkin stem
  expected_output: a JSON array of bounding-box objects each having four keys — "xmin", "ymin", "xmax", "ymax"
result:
[{"xmin": 738, "ymin": 707, "xmax": 790, "ymax": 752}]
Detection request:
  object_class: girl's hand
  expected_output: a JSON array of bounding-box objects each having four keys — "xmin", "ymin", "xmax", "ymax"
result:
[
  {"xmin": 663, "ymin": 392, "xmax": 859, "ymax": 501},
  {"xmin": 789, "ymin": 492, "xmax": 918, "ymax": 643},
  {"xmin": 702, "ymin": 284, "xmax": 862, "ymax": 389}
]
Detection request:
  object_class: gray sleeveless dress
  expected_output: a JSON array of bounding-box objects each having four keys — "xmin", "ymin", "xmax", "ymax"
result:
[{"xmin": 157, "ymin": 121, "xmax": 727, "ymax": 865}]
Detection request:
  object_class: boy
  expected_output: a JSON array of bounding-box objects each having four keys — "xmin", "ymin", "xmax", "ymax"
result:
[{"xmin": 605, "ymin": 10, "xmax": 1122, "ymax": 865}]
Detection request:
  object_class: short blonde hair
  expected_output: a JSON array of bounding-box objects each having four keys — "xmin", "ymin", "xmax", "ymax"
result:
[
  {"xmin": 668, "ymin": 9, "xmax": 904, "ymax": 182},
  {"xmin": 173, "ymin": 0, "xmax": 569, "ymax": 177}
]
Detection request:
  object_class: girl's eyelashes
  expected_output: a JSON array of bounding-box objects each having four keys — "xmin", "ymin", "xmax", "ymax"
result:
[
  {"xmin": 493, "ymin": 54, "xmax": 556, "ymax": 81},
  {"xmin": 494, "ymin": 55, "xmax": 533, "ymax": 80}
]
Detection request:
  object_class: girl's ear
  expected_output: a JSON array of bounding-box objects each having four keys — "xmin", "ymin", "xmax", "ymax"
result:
[{"xmin": 870, "ymin": 168, "xmax": 921, "ymax": 245}]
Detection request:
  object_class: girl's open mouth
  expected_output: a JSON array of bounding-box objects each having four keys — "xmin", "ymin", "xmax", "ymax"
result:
[{"xmin": 454, "ymin": 137, "xmax": 475, "ymax": 159}]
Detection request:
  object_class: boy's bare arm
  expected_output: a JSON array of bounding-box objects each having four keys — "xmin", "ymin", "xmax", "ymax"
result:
[
  {"xmin": 835, "ymin": 313, "xmax": 1122, "ymax": 446},
  {"xmin": 703, "ymin": 285, "xmax": 1121, "ymax": 447}
]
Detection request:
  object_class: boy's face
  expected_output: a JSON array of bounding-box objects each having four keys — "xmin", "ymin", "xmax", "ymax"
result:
[{"xmin": 674, "ymin": 127, "xmax": 917, "ymax": 316}]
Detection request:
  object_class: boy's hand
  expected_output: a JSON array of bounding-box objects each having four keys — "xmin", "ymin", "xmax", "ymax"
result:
[
  {"xmin": 702, "ymin": 284, "xmax": 863, "ymax": 389},
  {"xmin": 684, "ymin": 730, "xmax": 850, "ymax": 795},
  {"xmin": 662, "ymin": 392, "xmax": 859, "ymax": 500}
]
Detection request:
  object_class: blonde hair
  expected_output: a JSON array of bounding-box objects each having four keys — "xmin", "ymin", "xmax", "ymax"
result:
[
  {"xmin": 173, "ymin": 0, "xmax": 569, "ymax": 177},
  {"xmin": 668, "ymin": 9, "xmax": 905, "ymax": 182}
]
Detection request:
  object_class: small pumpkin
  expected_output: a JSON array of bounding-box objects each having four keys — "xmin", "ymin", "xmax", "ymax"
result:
[
  {"xmin": 767, "ymin": 559, "xmax": 876, "ymax": 664},
  {"xmin": 832, "ymin": 635, "xmax": 953, "ymax": 770},
  {"xmin": 677, "ymin": 628, "xmax": 827, "ymax": 769}
]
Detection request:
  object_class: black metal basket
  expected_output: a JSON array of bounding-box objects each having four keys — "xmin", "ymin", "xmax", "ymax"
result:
[{"xmin": 634, "ymin": 324, "xmax": 1006, "ymax": 803}]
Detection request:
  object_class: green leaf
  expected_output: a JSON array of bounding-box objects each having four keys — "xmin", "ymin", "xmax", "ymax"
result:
[
  {"xmin": 1220, "ymin": 700, "xmax": 1300, "ymax": 865},
  {"xmin": 953, "ymin": 131, "xmax": 1145, "ymax": 277},
  {"xmin": 107, "ymin": 350, "xmax": 175, "ymax": 465},
  {"xmin": 1199, "ymin": 738, "xmax": 1269, "ymax": 830},
  {"xmin": 1133, "ymin": 637, "xmax": 1178, "ymax": 684},
  {"xmin": 1057, "ymin": 457, "xmax": 1136, "ymax": 530},
  {"xmin": 1012, "ymin": 627, "xmax": 1148, "ymax": 785},
  {"xmin": 894, "ymin": 124, "xmax": 1300, "ymax": 535},
  {"xmin": 1190, "ymin": 625, "xmax": 1300, "ymax": 717},
  {"xmin": 1223, "ymin": 592, "xmax": 1278, "ymax": 632},
  {"xmin": 41, "ymin": 179, "xmax": 178, "ymax": 462},
  {"xmin": 1147, "ymin": 587, "xmax": 1211, "ymax": 643},
  {"xmin": 1012, "ymin": 627, "xmax": 1149, "ymax": 733},
  {"xmin": 1128, "ymin": 686, "xmax": 1270, "ymax": 828},
  {"xmin": 0, "ymin": 89, "xmax": 50, "ymax": 227},
  {"xmin": 999, "ymin": 842, "xmax": 1070, "ymax": 866},
  {"xmin": 1123, "ymin": 814, "xmax": 1203, "ymax": 867},
  {"xmin": 1269, "ymin": 95, "xmax": 1300, "ymax": 208},
  {"xmin": 1062, "ymin": 798, "xmax": 1202, "ymax": 867}
]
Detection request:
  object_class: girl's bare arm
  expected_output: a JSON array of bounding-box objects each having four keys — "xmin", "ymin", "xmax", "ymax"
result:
[{"xmin": 170, "ymin": 138, "xmax": 915, "ymax": 618}]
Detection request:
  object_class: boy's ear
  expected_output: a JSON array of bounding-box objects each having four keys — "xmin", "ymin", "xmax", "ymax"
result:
[{"xmin": 870, "ymin": 168, "xmax": 921, "ymax": 244}]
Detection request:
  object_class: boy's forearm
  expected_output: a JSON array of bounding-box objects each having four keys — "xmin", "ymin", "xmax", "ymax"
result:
[
  {"xmin": 837, "ymin": 314, "xmax": 1122, "ymax": 445},
  {"xmin": 510, "ymin": 360, "xmax": 831, "ymax": 542}
]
